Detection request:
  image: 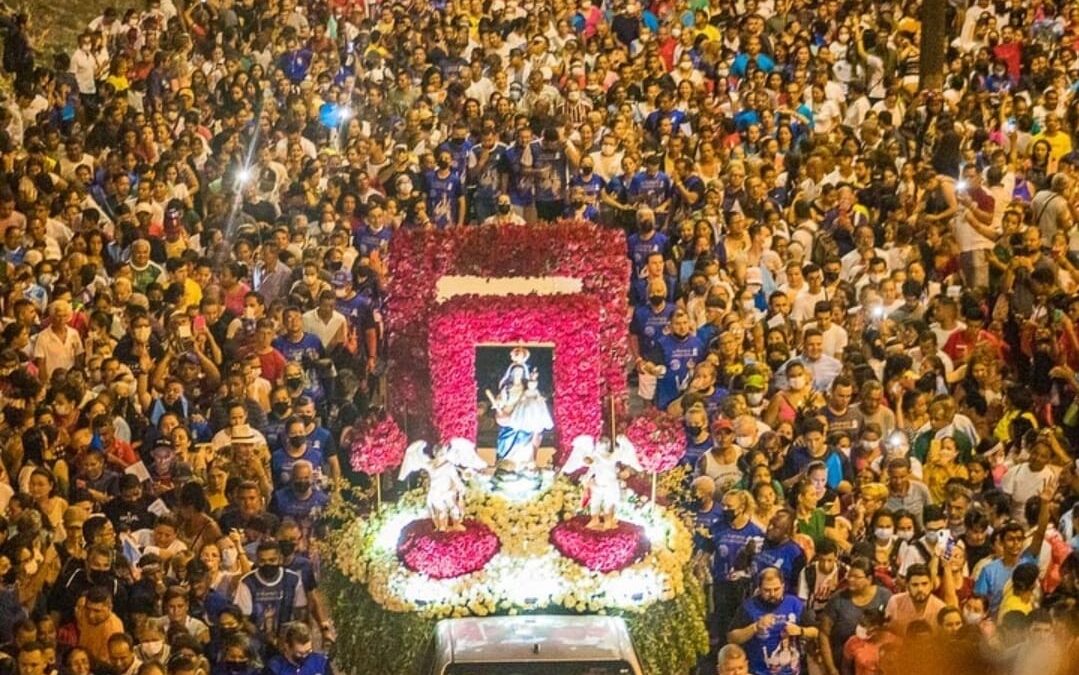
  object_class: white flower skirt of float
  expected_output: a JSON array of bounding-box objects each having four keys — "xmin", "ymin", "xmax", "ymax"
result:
[{"xmin": 327, "ymin": 475, "xmax": 694, "ymax": 620}]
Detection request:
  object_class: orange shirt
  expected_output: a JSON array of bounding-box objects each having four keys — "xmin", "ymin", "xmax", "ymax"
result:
[{"xmin": 76, "ymin": 607, "xmax": 125, "ymax": 665}]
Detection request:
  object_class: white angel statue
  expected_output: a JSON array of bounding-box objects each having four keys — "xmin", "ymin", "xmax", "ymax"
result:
[
  {"xmin": 399, "ymin": 438, "xmax": 488, "ymax": 532},
  {"xmin": 563, "ymin": 435, "xmax": 643, "ymax": 530}
]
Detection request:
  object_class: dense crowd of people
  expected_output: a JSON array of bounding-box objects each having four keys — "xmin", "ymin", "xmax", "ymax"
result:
[{"xmin": 0, "ymin": 0, "xmax": 1076, "ymax": 673}]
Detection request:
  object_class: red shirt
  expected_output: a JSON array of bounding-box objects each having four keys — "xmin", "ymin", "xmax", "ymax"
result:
[
  {"xmin": 943, "ymin": 328, "xmax": 1007, "ymax": 363},
  {"xmin": 256, "ymin": 348, "xmax": 288, "ymax": 385}
]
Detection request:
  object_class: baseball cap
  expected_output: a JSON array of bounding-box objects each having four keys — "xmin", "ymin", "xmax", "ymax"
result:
[
  {"xmin": 744, "ymin": 374, "xmax": 767, "ymax": 391},
  {"xmin": 711, "ymin": 418, "xmax": 734, "ymax": 434}
]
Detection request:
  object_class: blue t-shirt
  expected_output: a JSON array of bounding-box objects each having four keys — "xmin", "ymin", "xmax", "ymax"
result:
[
  {"xmin": 271, "ymin": 487, "xmax": 330, "ymax": 531},
  {"xmin": 695, "ymin": 504, "xmax": 724, "ymax": 552},
  {"xmin": 437, "ymin": 138, "xmax": 475, "ymax": 180},
  {"xmin": 630, "ymin": 303, "xmax": 675, "ymax": 356},
  {"xmin": 730, "ymin": 594, "xmax": 809, "ymax": 675},
  {"xmin": 469, "ymin": 143, "xmax": 505, "ymax": 201},
  {"xmin": 424, "ymin": 169, "xmax": 464, "ymax": 228},
  {"xmin": 500, "ymin": 144, "xmax": 534, "ymax": 206},
  {"xmin": 975, "ymin": 554, "xmax": 1037, "ymax": 615},
  {"xmin": 271, "ymin": 447, "xmax": 325, "ymax": 488},
  {"xmin": 752, "ymin": 540, "xmax": 807, "ymax": 593},
  {"xmin": 712, "ymin": 520, "xmax": 765, "ymax": 582},
  {"xmin": 531, "ymin": 141, "xmax": 568, "ymax": 202},
  {"xmin": 626, "ymin": 231, "xmax": 669, "ymax": 273},
  {"xmin": 652, "ymin": 333, "xmax": 704, "ymax": 409},
  {"xmin": 628, "ymin": 170, "xmax": 672, "ymax": 209},
  {"xmin": 683, "ymin": 435, "xmax": 713, "ymax": 468},
  {"xmin": 272, "ymin": 333, "xmax": 326, "ymax": 401},
  {"xmin": 569, "ymin": 172, "xmax": 607, "ymax": 203},
  {"xmin": 352, "ymin": 223, "xmax": 392, "ymax": 257}
]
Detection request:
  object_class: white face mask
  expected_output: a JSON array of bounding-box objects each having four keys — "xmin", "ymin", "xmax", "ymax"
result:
[
  {"xmin": 320, "ymin": 220, "xmax": 336, "ymax": 235},
  {"xmin": 735, "ymin": 435, "xmax": 755, "ymax": 449},
  {"xmin": 221, "ymin": 547, "xmax": 239, "ymax": 570},
  {"xmin": 788, "ymin": 376, "xmax": 805, "ymax": 390},
  {"xmin": 141, "ymin": 640, "xmax": 165, "ymax": 656},
  {"xmin": 963, "ymin": 610, "xmax": 984, "ymax": 625},
  {"xmin": 746, "ymin": 392, "xmax": 764, "ymax": 406},
  {"xmin": 855, "ymin": 625, "xmax": 869, "ymax": 640}
]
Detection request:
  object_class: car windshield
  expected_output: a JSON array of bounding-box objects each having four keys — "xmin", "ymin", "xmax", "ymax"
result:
[{"xmin": 446, "ymin": 663, "xmax": 634, "ymax": 675}]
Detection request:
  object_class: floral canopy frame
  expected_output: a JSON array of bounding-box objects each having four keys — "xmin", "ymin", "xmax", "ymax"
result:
[{"xmin": 385, "ymin": 220, "xmax": 630, "ymax": 459}]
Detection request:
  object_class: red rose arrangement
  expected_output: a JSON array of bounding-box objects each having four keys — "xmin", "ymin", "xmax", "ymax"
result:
[
  {"xmin": 397, "ymin": 519, "xmax": 501, "ymax": 579},
  {"xmin": 550, "ymin": 515, "xmax": 650, "ymax": 573},
  {"xmin": 625, "ymin": 409, "xmax": 685, "ymax": 474},
  {"xmin": 349, "ymin": 412, "xmax": 408, "ymax": 475}
]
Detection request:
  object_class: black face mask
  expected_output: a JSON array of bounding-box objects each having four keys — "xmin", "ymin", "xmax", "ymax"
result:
[
  {"xmin": 437, "ymin": 160, "xmax": 450, "ymax": 170},
  {"xmin": 692, "ymin": 284, "xmax": 708, "ymax": 295},
  {"xmin": 581, "ymin": 167, "xmax": 593, "ymax": 175},
  {"xmin": 87, "ymin": 570, "xmax": 112, "ymax": 585},
  {"xmin": 279, "ymin": 540, "xmax": 297, "ymax": 557},
  {"xmin": 498, "ymin": 203, "xmax": 511, "ymax": 215},
  {"xmin": 450, "ymin": 137, "xmax": 466, "ymax": 146},
  {"xmin": 287, "ymin": 435, "xmax": 306, "ymax": 450},
  {"xmin": 301, "ymin": 414, "xmax": 315, "ymax": 427},
  {"xmin": 649, "ymin": 295, "xmax": 665, "ymax": 307},
  {"xmin": 257, "ymin": 563, "xmax": 280, "ymax": 578},
  {"xmin": 687, "ymin": 425, "xmax": 704, "ymax": 436},
  {"xmin": 721, "ymin": 508, "xmax": 737, "ymax": 522},
  {"xmin": 223, "ymin": 662, "xmax": 248, "ymax": 674},
  {"xmin": 572, "ymin": 200, "xmax": 585, "ymax": 208},
  {"xmin": 272, "ymin": 401, "xmax": 290, "ymax": 416},
  {"xmin": 823, "ymin": 270, "xmax": 839, "ymax": 284},
  {"xmin": 292, "ymin": 480, "xmax": 311, "ymax": 494},
  {"xmin": 327, "ymin": 260, "xmax": 342, "ymax": 272},
  {"xmin": 286, "ymin": 377, "xmax": 304, "ymax": 389},
  {"xmin": 640, "ymin": 221, "xmax": 655, "ymax": 233}
]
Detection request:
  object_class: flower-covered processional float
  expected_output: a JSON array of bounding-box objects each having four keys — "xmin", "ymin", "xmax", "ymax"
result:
[{"xmin": 324, "ymin": 222, "xmax": 708, "ymax": 675}]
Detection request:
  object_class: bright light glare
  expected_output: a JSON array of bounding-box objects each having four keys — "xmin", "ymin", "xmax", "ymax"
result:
[
  {"xmin": 375, "ymin": 507, "xmax": 424, "ymax": 552},
  {"xmin": 236, "ymin": 168, "xmax": 253, "ymax": 186},
  {"xmin": 339, "ymin": 106, "xmax": 353, "ymax": 121}
]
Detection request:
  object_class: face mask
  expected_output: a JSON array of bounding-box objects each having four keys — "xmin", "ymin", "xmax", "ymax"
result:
[
  {"xmin": 722, "ymin": 508, "xmax": 737, "ymax": 521},
  {"xmin": 437, "ymin": 159, "xmax": 450, "ymax": 170},
  {"xmin": 639, "ymin": 221, "xmax": 655, "ymax": 233},
  {"xmin": 279, "ymin": 541, "xmax": 297, "ymax": 557},
  {"xmin": 649, "ymin": 295, "xmax": 665, "ymax": 307},
  {"xmin": 855, "ymin": 625, "xmax": 869, "ymax": 640},
  {"xmin": 320, "ymin": 221, "xmax": 336, "ymax": 235},
  {"xmin": 735, "ymin": 435, "xmax": 755, "ymax": 449},
  {"xmin": 288, "ymin": 435, "xmax": 306, "ymax": 450},
  {"xmin": 742, "ymin": 300, "xmax": 756, "ymax": 312},
  {"xmin": 963, "ymin": 610, "xmax": 984, "ymax": 625},
  {"xmin": 286, "ymin": 376, "xmax": 304, "ymax": 389},
  {"xmin": 257, "ymin": 563, "xmax": 280, "ymax": 578},
  {"xmin": 875, "ymin": 527, "xmax": 894, "ymax": 540},
  {"xmin": 567, "ymin": 90, "xmax": 581, "ymax": 102},
  {"xmin": 292, "ymin": 480, "xmax": 311, "ymax": 494},
  {"xmin": 788, "ymin": 376, "xmax": 805, "ymax": 390},
  {"xmin": 864, "ymin": 440, "xmax": 880, "ymax": 451},
  {"xmin": 272, "ymin": 402, "xmax": 290, "ymax": 416},
  {"xmin": 746, "ymin": 392, "xmax": 764, "ymax": 406},
  {"xmin": 581, "ymin": 165, "xmax": 593, "ymax": 175},
  {"xmin": 141, "ymin": 641, "xmax": 164, "ymax": 657},
  {"xmin": 823, "ymin": 271, "xmax": 839, "ymax": 284},
  {"xmin": 572, "ymin": 200, "xmax": 585, "ymax": 208},
  {"xmin": 327, "ymin": 260, "xmax": 343, "ymax": 272},
  {"xmin": 223, "ymin": 663, "xmax": 248, "ymax": 674},
  {"xmin": 896, "ymin": 530, "xmax": 915, "ymax": 541},
  {"xmin": 692, "ymin": 284, "xmax": 708, "ymax": 295},
  {"xmin": 924, "ymin": 530, "xmax": 941, "ymax": 545},
  {"xmin": 38, "ymin": 273, "xmax": 56, "ymax": 287},
  {"xmin": 687, "ymin": 425, "xmax": 703, "ymax": 436},
  {"xmin": 498, "ymin": 203, "xmax": 511, "ymax": 215},
  {"xmin": 221, "ymin": 547, "xmax": 239, "ymax": 569}
]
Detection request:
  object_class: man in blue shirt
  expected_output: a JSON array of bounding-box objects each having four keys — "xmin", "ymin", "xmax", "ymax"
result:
[
  {"xmin": 500, "ymin": 127, "xmax": 536, "ymax": 218},
  {"xmin": 266, "ymin": 622, "xmax": 333, "ymax": 675},
  {"xmin": 626, "ymin": 209, "xmax": 668, "ymax": 276},
  {"xmin": 273, "ymin": 307, "xmax": 327, "ymax": 401},
  {"xmin": 630, "ymin": 278, "xmax": 674, "ymax": 362},
  {"xmin": 468, "ymin": 128, "xmax": 505, "ymax": 223},
  {"xmin": 424, "ymin": 150, "xmax": 466, "ymax": 228},
  {"xmin": 271, "ymin": 416, "xmax": 325, "ymax": 489},
  {"xmin": 751, "ymin": 510, "xmax": 806, "ymax": 594},
  {"xmin": 648, "ymin": 309, "xmax": 704, "ymax": 410},
  {"xmin": 727, "ymin": 567, "xmax": 818, "ymax": 675},
  {"xmin": 628, "ymin": 154, "xmax": 671, "ymax": 224},
  {"xmin": 975, "ymin": 499, "xmax": 1050, "ymax": 615},
  {"xmin": 437, "ymin": 120, "xmax": 475, "ymax": 180},
  {"xmin": 731, "ymin": 35, "xmax": 775, "ymax": 78},
  {"xmin": 270, "ymin": 460, "xmax": 330, "ymax": 540}
]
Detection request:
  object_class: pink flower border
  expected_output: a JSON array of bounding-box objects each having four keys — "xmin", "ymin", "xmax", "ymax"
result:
[
  {"xmin": 625, "ymin": 409, "xmax": 686, "ymax": 474},
  {"xmin": 385, "ymin": 221, "xmax": 630, "ymax": 444},
  {"xmin": 349, "ymin": 412, "xmax": 409, "ymax": 475},
  {"xmin": 397, "ymin": 519, "xmax": 501, "ymax": 580},
  {"xmin": 429, "ymin": 294, "xmax": 603, "ymax": 459}
]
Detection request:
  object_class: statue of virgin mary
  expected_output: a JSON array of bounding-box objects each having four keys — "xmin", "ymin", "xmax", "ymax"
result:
[{"xmin": 484, "ymin": 347, "xmax": 553, "ymax": 469}]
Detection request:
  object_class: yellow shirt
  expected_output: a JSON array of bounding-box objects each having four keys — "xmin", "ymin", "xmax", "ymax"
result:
[
  {"xmin": 1034, "ymin": 130, "xmax": 1073, "ymax": 161},
  {"xmin": 998, "ymin": 589, "xmax": 1034, "ymax": 620}
]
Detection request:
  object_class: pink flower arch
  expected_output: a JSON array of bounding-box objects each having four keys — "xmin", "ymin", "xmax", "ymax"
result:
[
  {"xmin": 428, "ymin": 294, "xmax": 603, "ymax": 460},
  {"xmin": 384, "ymin": 221, "xmax": 630, "ymax": 456}
]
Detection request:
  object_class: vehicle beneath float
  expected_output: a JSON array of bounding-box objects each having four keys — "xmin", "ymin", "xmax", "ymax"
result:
[{"xmin": 421, "ymin": 615, "xmax": 643, "ymax": 675}]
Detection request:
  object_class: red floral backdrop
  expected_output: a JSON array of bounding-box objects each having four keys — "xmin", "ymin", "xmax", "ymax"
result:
[
  {"xmin": 385, "ymin": 221, "xmax": 630, "ymax": 449},
  {"xmin": 428, "ymin": 294, "xmax": 603, "ymax": 459}
]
